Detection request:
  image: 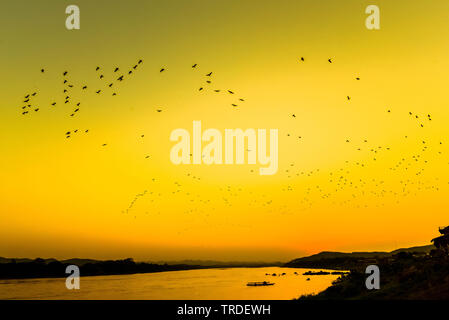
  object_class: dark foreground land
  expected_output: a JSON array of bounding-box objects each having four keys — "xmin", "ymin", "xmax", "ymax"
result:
[{"xmin": 290, "ymin": 247, "xmax": 449, "ymax": 299}]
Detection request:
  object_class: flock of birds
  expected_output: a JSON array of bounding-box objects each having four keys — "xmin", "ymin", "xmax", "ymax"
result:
[{"xmin": 18, "ymin": 56, "xmax": 448, "ymax": 231}]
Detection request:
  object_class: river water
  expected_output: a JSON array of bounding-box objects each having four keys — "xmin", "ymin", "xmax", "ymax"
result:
[{"xmin": 0, "ymin": 267, "xmax": 341, "ymax": 299}]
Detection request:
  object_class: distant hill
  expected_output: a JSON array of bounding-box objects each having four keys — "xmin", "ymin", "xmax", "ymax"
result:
[
  {"xmin": 151, "ymin": 260, "xmax": 283, "ymax": 267},
  {"xmin": 284, "ymin": 245, "xmax": 434, "ymax": 270},
  {"xmin": 0, "ymin": 257, "xmax": 100, "ymax": 266}
]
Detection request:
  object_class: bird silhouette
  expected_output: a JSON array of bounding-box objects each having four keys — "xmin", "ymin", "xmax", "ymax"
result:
[
  {"xmin": 160, "ymin": 68, "xmax": 165, "ymax": 72},
  {"xmin": 328, "ymin": 58, "xmax": 332, "ymax": 63},
  {"xmin": 114, "ymin": 67, "xmax": 119, "ymax": 72},
  {"xmin": 206, "ymin": 72, "xmax": 212, "ymax": 76},
  {"xmin": 192, "ymin": 64, "xmax": 197, "ymax": 68}
]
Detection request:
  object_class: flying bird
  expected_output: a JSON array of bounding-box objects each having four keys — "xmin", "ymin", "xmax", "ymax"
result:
[
  {"xmin": 160, "ymin": 68, "xmax": 165, "ymax": 72},
  {"xmin": 114, "ymin": 67, "xmax": 119, "ymax": 72},
  {"xmin": 206, "ymin": 72, "xmax": 212, "ymax": 76},
  {"xmin": 192, "ymin": 64, "xmax": 197, "ymax": 68},
  {"xmin": 328, "ymin": 58, "xmax": 332, "ymax": 63}
]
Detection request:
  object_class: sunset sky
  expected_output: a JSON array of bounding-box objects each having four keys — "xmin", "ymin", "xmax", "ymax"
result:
[{"xmin": 1, "ymin": 0, "xmax": 449, "ymax": 262}]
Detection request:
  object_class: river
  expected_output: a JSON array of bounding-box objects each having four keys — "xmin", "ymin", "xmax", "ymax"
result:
[{"xmin": 0, "ymin": 267, "xmax": 341, "ymax": 299}]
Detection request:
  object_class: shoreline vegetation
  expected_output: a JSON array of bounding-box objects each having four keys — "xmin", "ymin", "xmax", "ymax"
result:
[{"xmin": 0, "ymin": 258, "xmax": 281, "ymax": 280}]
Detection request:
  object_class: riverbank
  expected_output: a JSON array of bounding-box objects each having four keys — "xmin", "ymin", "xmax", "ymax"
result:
[
  {"xmin": 297, "ymin": 249, "xmax": 449, "ymax": 299},
  {"xmin": 0, "ymin": 257, "xmax": 281, "ymax": 280}
]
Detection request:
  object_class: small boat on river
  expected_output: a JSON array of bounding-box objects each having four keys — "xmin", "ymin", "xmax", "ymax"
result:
[{"xmin": 247, "ymin": 281, "xmax": 275, "ymax": 286}]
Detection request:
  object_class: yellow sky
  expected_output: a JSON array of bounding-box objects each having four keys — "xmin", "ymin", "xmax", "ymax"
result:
[{"xmin": 1, "ymin": 0, "xmax": 449, "ymax": 261}]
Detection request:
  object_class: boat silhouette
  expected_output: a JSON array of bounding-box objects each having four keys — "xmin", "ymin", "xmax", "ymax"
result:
[{"xmin": 247, "ymin": 281, "xmax": 275, "ymax": 286}]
